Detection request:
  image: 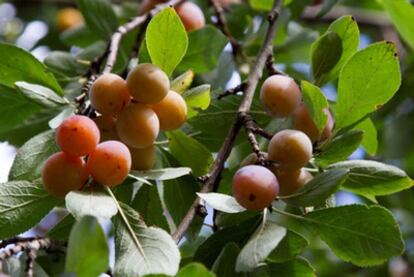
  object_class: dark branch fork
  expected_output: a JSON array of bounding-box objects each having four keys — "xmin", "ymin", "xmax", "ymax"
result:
[
  {"xmin": 208, "ymin": 0, "xmax": 245, "ymax": 60},
  {"xmin": 172, "ymin": 0, "xmax": 283, "ymax": 242}
]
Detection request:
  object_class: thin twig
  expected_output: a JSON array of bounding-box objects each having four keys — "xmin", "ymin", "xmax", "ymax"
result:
[
  {"xmin": 172, "ymin": 0, "xmax": 283, "ymax": 243},
  {"xmin": 209, "ymin": 0, "xmax": 245, "ymax": 61},
  {"xmin": 217, "ymin": 82, "xmax": 246, "ymax": 99},
  {"xmin": 25, "ymin": 248, "xmax": 36, "ymax": 277},
  {"xmin": 241, "ymin": 114, "xmax": 266, "ymax": 165},
  {"xmin": 265, "ymin": 54, "xmax": 286, "ymax": 76}
]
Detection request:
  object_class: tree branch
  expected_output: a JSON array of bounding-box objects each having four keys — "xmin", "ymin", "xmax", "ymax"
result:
[
  {"xmin": 172, "ymin": 0, "xmax": 283, "ymax": 243},
  {"xmin": 216, "ymin": 82, "xmax": 246, "ymax": 99},
  {"xmin": 209, "ymin": 0, "xmax": 245, "ymax": 61}
]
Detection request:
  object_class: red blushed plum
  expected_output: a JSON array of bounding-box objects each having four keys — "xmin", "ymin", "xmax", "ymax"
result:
[
  {"xmin": 87, "ymin": 141, "xmax": 131, "ymax": 187},
  {"xmin": 56, "ymin": 115, "xmax": 100, "ymax": 157},
  {"xmin": 41, "ymin": 152, "xmax": 89, "ymax": 198},
  {"xmin": 232, "ymin": 165, "xmax": 279, "ymax": 211},
  {"xmin": 260, "ymin": 75, "xmax": 302, "ymax": 118}
]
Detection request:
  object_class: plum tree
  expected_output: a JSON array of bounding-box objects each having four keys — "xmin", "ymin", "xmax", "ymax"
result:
[
  {"xmin": 130, "ymin": 145, "xmax": 157, "ymax": 171},
  {"xmin": 56, "ymin": 115, "xmax": 100, "ymax": 157},
  {"xmin": 126, "ymin": 63, "xmax": 170, "ymax": 104},
  {"xmin": 232, "ymin": 165, "xmax": 279, "ymax": 211},
  {"xmin": 175, "ymin": 2, "xmax": 205, "ymax": 32},
  {"xmin": 267, "ymin": 129, "xmax": 313, "ymax": 170},
  {"xmin": 260, "ymin": 75, "xmax": 302, "ymax": 118},
  {"xmin": 275, "ymin": 168, "xmax": 313, "ymax": 196},
  {"xmin": 293, "ymin": 104, "xmax": 334, "ymax": 142},
  {"xmin": 93, "ymin": 115, "xmax": 118, "ymax": 142},
  {"xmin": 56, "ymin": 8, "xmax": 83, "ymax": 31},
  {"xmin": 41, "ymin": 152, "xmax": 89, "ymax": 197},
  {"xmin": 116, "ymin": 103, "xmax": 160, "ymax": 148},
  {"xmin": 90, "ymin": 73, "xmax": 131, "ymax": 116},
  {"xmin": 150, "ymin": 90, "xmax": 187, "ymax": 131},
  {"xmin": 87, "ymin": 141, "xmax": 131, "ymax": 187}
]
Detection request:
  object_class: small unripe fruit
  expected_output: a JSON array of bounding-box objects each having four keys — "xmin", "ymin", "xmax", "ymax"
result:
[
  {"xmin": 217, "ymin": 0, "xmax": 241, "ymax": 7},
  {"xmin": 56, "ymin": 8, "xmax": 83, "ymax": 32},
  {"xmin": 176, "ymin": 2, "xmax": 205, "ymax": 32},
  {"xmin": 87, "ymin": 141, "xmax": 131, "ymax": 187},
  {"xmin": 232, "ymin": 165, "xmax": 279, "ymax": 211},
  {"xmin": 150, "ymin": 90, "xmax": 187, "ymax": 131},
  {"xmin": 126, "ymin": 64, "xmax": 169, "ymax": 104},
  {"xmin": 116, "ymin": 103, "xmax": 160, "ymax": 148},
  {"xmin": 93, "ymin": 115, "xmax": 118, "ymax": 142},
  {"xmin": 267, "ymin": 129, "xmax": 313, "ymax": 170},
  {"xmin": 293, "ymin": 104, "xmax": 334, "ymax": 142},
  {"xmin": 240, "ymin": 152, "xmax": 268, "ymax": 167},
  {"xmin": 130, "ymin": 145, "xmax": 157, "ymax": 171},
  {"xmin": 90, "ymin": 73, "xmax": 131, "ymax": 116},
  {"xmin": 56, "ymin": 115, "xmax": 100, "ymax": 157},
  {"xmin": 275, "ymin": 168, "xmax": 313, "ymax": 196},
  {"xmin": 260, "ymin": 75, "xmax": 302, "ymax": 118},
  {"xmin": 41, "ymin": 152, "xmax": 89, "ymax": 198}
]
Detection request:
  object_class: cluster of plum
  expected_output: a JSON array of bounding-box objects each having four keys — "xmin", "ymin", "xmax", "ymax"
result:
[
  {"xmin": 232, "ymin": 75, "xmax": 334, "ymax": 211},
  {"xmin": 41, "ymin": 63, "xmax": 187, "ymax": 197}
]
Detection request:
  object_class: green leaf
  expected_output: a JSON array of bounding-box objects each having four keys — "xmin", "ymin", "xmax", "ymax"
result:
[
  {"xmin": 9, "ymin": 130, "xmax": 58, "ymax": 181},
  {"xmin": 2, "ymin": 255, "xmax": 49, "ymax": 277},
  {"xmin": 197, "ymin": 193, "xmax": 246, "ymax": 213},
  {"xmin": 316, "ymin": 130, "xmax": 364, "ymax": 166},
  {"xmin": 311, "ymin": 32, "xmax": 342, "ymax": 85},
  {"xmin": 248, "ymin": 0, "xmax": 273, "ymax": 10},
  {"xmin": 267, "ymin": 258, "xmax": 316, "ymax": 277},
  {"xmin": 323, "ymin": 15, "xmax": 360, "ymax": 83},
  {"xmin": 354, "ymin": 118, "xmax": 378, "ymax": 156},
  {"xmin": 328, "ymin": 160, "xmax": 413, "ymax": 200},
  {"xmin": 284, "ymin": 168, "xmax": 349, "ymax": 207},
  {"xmin": 44, "ymin": 51, "xmax": 88, "ymax": 77},
  {"xmin": 267, "ymin": 231, "xmax": 309, "ymax": 263},
  {"xmin": 179, "ymin": 26, "xmax": 228, "ymax": 73},
  {"xmin": 301, "ymin": 81, "xmax": 329, "ymax": 133},
  {"xmin": 15, "ymin": 82, "xmax": 67, "ymax": 108},
  {"xmin": 0, "ymin": 85, "xmax": 41, "ymax": 134},
  {"xmin": 167, "ymin": 131, "xmax": 213, "ymax": 176},
  {"xmin": 183, "ymin": 84, "xmax": 211, "ymax": 119},
  {"xmin": 0, "ymin": 43, "xmax": 62, "ymax": 94},
  {"xmin": 61, "ymin": 25, "xmax": 101, "ymax": 47},
  {"xmin": 129, "ymin": 167, "xmax": 192, "ymax": 181},
  {"xmin": 381, "ymin": 0, "xmax": 414, "ymax": 50},
  {"xmin": 146, "ymin": 7, "xmax": 188, "ymax": 76},
  {"xmin": 236, "ymin": 221, "xmax": 286, "ymax": 272},
  {"xmin": 306, "ymin": 205, "xmax": 404, "ymax": 266},
  {"xmin": 65, "ymin": 190, "xmax": 118, "ymax": 220},
  {"xmin": 335, "ymin": 41, "xmax": 401, "ymax": 129},
  {"xmin": 131, "ymin": 184, "xmax": 170, "ymax": 231},
  {"xmin": 194, "ymin": 216, "xmax": 261, "ymax": 267},
  {"xmin": 47, "ymin": 214, "xmax": 76, "ymax": 240},
  {"xmin": 76, "ymin": 0, "xmax": 118, "ymax": 39},
  {"xmin": 0, "ymin": 180, "xmax": 60, "ymax": 239},
  {"xmin": 171, "ymin": 70, "xmax": 194, "ymax": 93},
  {"xmin": 113, "ymin": 203, "xmax": 180, "ymax": 276},
  {"xmin": 65, "ymin": 216, "xmax": 109, "ymax": 277},
  {"xmin": 160, "ymin": 150, "xmax": 202, "ymax": 239},
  {"xmin": 212, "ymin": 243, "xmax": 242, "ymax": 277},
  {"xmin": 176, "ymin": 263, "xmax": 215, "ymax": 277}
]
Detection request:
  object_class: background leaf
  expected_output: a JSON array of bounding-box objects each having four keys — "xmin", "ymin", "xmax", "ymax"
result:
[
  {"xmin": 0, "ymin": 43, "xmax": 62, "ymax": 94},
  {"xmin": 197, "ymin": 193, "xmax": 246, "ymax": 213},
  {"xmin": 65, "ymin": 215, "xmax": 109, "ymax": 277}
]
